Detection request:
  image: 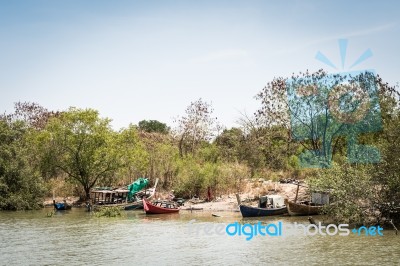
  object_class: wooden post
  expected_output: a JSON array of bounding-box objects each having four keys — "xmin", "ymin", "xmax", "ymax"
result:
[
  {"xmin": 154, "ymin": 178, "xmax": 159, "ymax": 192},
  {"xmin": 294, "ymin": 182, "xmax": 300, "ymax": 203},
  {"xmin": 52, "ymin": 191, "xmax": 56, "ymax": 211},
  {"xmin": 389, "ymin": 219, "xmax": 398, "ymax": 235},
  {"xmin": 235, "ymin": 193, "xmax": 241, "ymax": 206}
]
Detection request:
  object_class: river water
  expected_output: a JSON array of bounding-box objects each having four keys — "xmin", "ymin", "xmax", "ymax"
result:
[{"xmin": 0, "ymin": 208, "xmax": 399, "ymax": 266}]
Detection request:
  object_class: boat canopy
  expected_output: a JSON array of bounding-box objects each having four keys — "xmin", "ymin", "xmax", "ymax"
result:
[
  {"xmin": 311, "ymin": 192, "xmax": 329, "ymax": 205},
  {"xmin": 259, "ymin": 195, "xmax": 285, "ymax": 208},
  {"xmin": 268, "ymin": 195, "xmax": 285, "ymax": 208},
  {"xmin": 127, "ymin": 178, "xmax": 149, "ymax": 200}
]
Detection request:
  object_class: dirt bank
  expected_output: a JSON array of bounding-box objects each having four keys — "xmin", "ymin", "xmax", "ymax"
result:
[{"xmin": 181, "ymin": 182, "xmax": 309, "ymax": 211}]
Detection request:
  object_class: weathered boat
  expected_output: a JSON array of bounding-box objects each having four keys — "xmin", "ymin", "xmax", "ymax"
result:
[
  {"xmin": 53, "ymin": 200, "xmax": 72, "ymax": 211},
  {"xmin": 142, "ymin": 199, "xmax": 180, "ymax": 214},
  {"xmin": 239, "ymin": 204, "xmax": 287, "ymax": 217},
  {"xmin": 123, "ymin": 186, "xmax": 158, "ymax": 210},
  {"xmin": 285, "ymin": 189, "xmax": 329, "ymax": 216},
  {"xmin": 236, "ymin": 194, "xmax": 287, "ymax": 217},
  {"xmin": 125, "ymin": 179, "xmax": 159, "ymax": 210},
  {"xmin": 284, "ymin": 199, "xmax": 323, "ymax": 216},
  {"xmin": 89, "ymin": 178, "xmax": 158, "ymax": 211}
]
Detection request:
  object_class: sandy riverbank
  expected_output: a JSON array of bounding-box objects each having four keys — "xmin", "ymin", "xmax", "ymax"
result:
[{"xmin": 180, "ymin": 182, "xmax": 308, "ymax": 211}]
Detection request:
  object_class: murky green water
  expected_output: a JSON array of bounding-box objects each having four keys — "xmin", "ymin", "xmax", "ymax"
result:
[{"xmin": 0, "ymin": 208, "xmax": 399, "ymax": 265}]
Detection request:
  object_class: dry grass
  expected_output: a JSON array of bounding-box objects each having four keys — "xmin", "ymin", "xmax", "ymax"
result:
[{"xmin": 45, "ymin": 178, "xmax": 80, "ymax": 198}]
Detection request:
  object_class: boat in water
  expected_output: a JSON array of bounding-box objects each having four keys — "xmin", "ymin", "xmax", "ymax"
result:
[
  {"xmin": 123, "ymin": 185, "xmax": 158, "ymax": 210},
  {"xmin": 285, "ymin": 191, "xmax": 329, "ymax": 216},
  {"xmin": 89, "ymin": 178, "xmax": 158, "ymax": 211},
  {"xmin": 142, "ymin": 198, "xmax": 180, "ymax": 214},
  {"xmin": 236, "ymin": 194, "xmax": 287, "ymax": 217},
  {"xmin": 53, "ymin": 200, "xmax": 72, "ymax": 211},
  {"xmin": 285, "ymin": 199, "xmax": 323, "ymax": 216}
]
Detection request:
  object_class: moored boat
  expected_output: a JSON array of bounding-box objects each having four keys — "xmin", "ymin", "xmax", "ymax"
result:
[
  {"xmin": 89, "ymin": 178, "xmax": 158, "ymax": 211},
  {"xmin": 123, "ymin": 183, "xmax": 159, "ymax": 210},
  {"xmin": 284, "ymin": 199, "xmax": 323, "ymax": 216},
  {"xmin": 53, "ymin": 200, "xmax": 72, "ymax": 211},
  {"xmin": 123, "ymin": 201, "xmax": 145, "ymax": 210},
  {"xmin": 236, "ymin": 194, "xmax": 287, "ymax": 217},
  {"xmin": 142, "ymin": 199, "xmax": 180, "ymax": 214},
  {"xmin": 239, "ymin": 204, "xmax": 287, "ymax": 217}
]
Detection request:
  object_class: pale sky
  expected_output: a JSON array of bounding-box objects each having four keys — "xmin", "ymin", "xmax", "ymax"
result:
[{"xmin": 1, "ymin": 0, "xmax": 399, "ymax": 129}]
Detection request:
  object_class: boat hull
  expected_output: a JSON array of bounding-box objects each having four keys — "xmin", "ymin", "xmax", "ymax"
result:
[
  {"xmin": 285, "ymin": 199, "xmax": 323, "ymax": 216},
  {"xmin": 143, "ymin": 199, "xmax": 179, "ymax": 214},
  {"xmin": 124, "ymin": 201, "xmax": 144, "ymax": 210},
  {"xmin": 54, "ymin": 203, "xmax": 72, "ymax": 211},
  {"xmin": 91, "ymin": 200, "xmax": 144, "ymax": 211},
  {"xmin": 239, "ymin": 204, "xmax": 287, "ymax": 217}
]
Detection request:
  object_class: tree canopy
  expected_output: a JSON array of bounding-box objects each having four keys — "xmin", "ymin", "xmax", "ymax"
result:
[
  {"xmin": 39, "ymin": 108, "xmax": 118, "ymax": 199},
  {"xmin": 138, "ymin": 120, "xmax": 169, "ymax": 134},
  {"xmin": 0, "ymin": 119, "xmax": 45, "ymax": 210}
]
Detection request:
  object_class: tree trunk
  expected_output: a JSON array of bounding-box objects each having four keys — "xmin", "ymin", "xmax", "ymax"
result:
[
  {"xmin": 178, "ymin": 136, "xmax": 184, "ymax": 157},
  {"xmin": 84, "ymin": 186, "xmax": 91, "ymax": 200}
]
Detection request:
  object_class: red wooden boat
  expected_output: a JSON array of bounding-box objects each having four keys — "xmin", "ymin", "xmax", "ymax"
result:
[{"xmin": 142, "ymin": 199, "xmax": 180, "ymax": 214}]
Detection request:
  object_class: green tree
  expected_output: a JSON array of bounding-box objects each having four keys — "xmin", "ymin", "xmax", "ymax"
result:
[
  {"xmin": 373, "ymin": 89, "xmax": 400, "ymax": 222},
  {"xmin": 138, "ymin": 120, "xmax": 169, "ymax": 134},
  {"xmin": 0, "ymin": 120, "xmax": 45, "ymax": 210},
  {"xmin": 309, "ymin": 163, "xmax": 375, "ymax": 225},
  {"xmin": 115, "ymin": 125, "xmax": 149, "ymax": 185},
  {"xmin": 139, "ymin": 131, "xmax": 179, "ymax": 189},
  {"xmin": 39, "ymin": 108, "xmax": 118, "ymax": 199},
  {"xmin": 174, "ymin": 157, "xmax": 211, "ymax": 198},
  {"xmin": 308, "ymin": 85, "xmax": 400, "ymax": 225},
  {"xmin": 256, "ymin": 70, "xmax": 385, "ymax": 167},
  {"xmin": 215, "ymin": 127, "xmax": 244, "ymax": 162}
]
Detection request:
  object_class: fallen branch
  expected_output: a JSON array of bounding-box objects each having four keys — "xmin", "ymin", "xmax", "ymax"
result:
[{"xmin": 389, "ymin": 219, "xmax": 398, "ymax": 235}]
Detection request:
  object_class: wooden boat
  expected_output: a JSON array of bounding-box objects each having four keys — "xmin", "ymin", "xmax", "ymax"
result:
[
  {"xmin": 285, "ymin": 199, "xmax": 323, "ymax": 216},
  {"xmin": 236, "ymin": 194, "xmax": 287, "ymax": 217},
  {"xmin": 123, "ymin": 201, "xmax": 144, "ymax": 210},
  {"xmin": 53, "ymin": 200, "xmax": 72, "ymax": 211},
  {"xmin": 239, "ymin": 204, "xmax": 287, "ymax": 217},
  {"xmin": 90, "ymin": 179, "xmax": 158, "ymax": 211},
  {"xmin": 284, "ymin": 184, "xmax": 329, "ymax": 216},
  {"xmin": 123, "ymin": 184, "xmax": 158, "ymax": 210},
  {"xmin": 142, "ymin": 199, "xmax": 180, "ymax": 214}
]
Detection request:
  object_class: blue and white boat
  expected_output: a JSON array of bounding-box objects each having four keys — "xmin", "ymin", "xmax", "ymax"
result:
[{"xmin": 236, "ymin": 194, "xmax": 287, "ymax": 217}]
